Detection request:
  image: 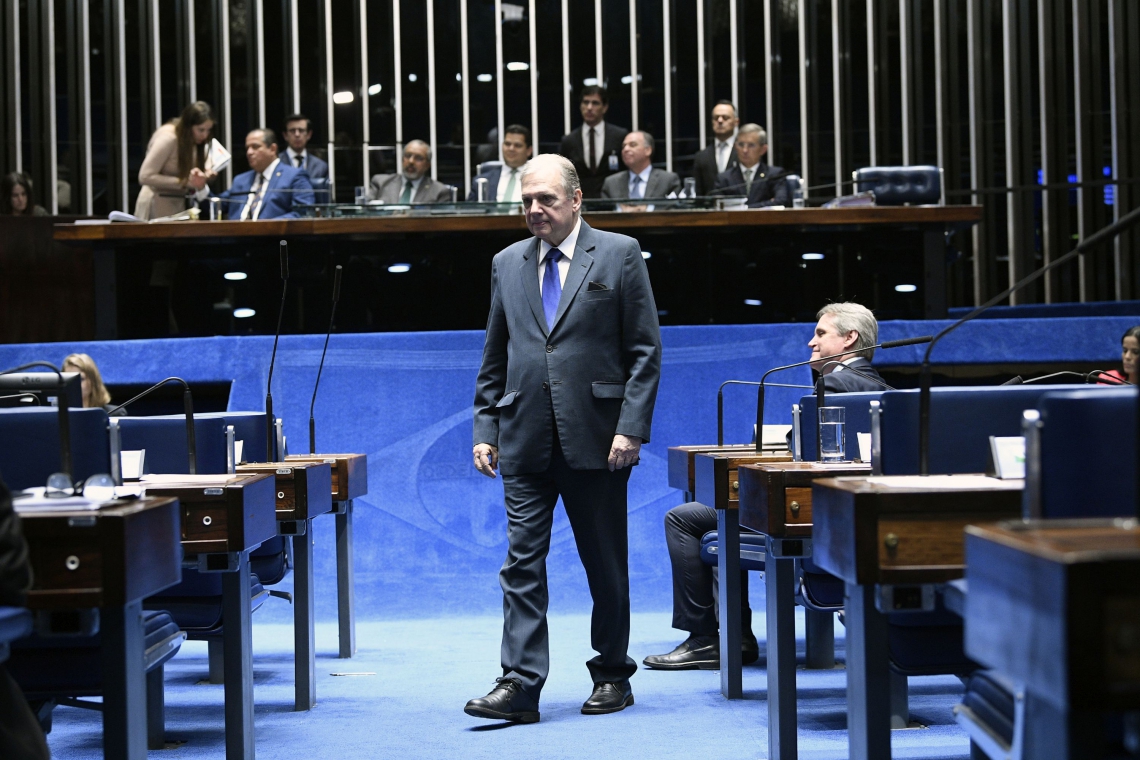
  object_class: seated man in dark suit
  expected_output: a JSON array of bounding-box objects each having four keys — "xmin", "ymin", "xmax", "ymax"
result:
[
  {"xmin": 690, "ymin": 100, "xmax": 739, "ymax": 197},
  {"xmin": 283, "ymin": 113, "xmax": 330, "ymax": 203},
  {"xmin": 368, "ymin": 140, "xmax": 453, "ymax": 204},
  {"xmin": 558, "ymin": 86, "xmax": 628, "ymax": 199},
  {"xmin": 712, "ymin": 123, "xmax": 791, "ymax": 208},
  {"xmin": 644, "ymin": 302, "xmax": 883, "ymax": 670},
  {"xmin": 218, "ymin": 128, "xmax": 315, "ymax": 219},
  {"xmin": 600, "ymin": 131, "xmax": 681, "ymax": 202},
  {"xmin": 467, "ymin": 124, "xmax": 533, "ymax": 202}
]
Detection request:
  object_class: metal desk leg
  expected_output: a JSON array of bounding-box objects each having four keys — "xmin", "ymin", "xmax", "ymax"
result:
[
  {"xmin": 293, "ymin": 521, "xmax": 316, "ymax": 710},
  {"xmin": 222, "ymin": 553, "xmax": 255, "ymax": 760},
  {"xmin": 766, "ymin": 554, "xmax": 797, "ymax": 760},
  {"xmin": 805, "ymin": 609, "xmax": 836, "ymax": 669},
  {"xmin": 336, "ymin": 500, "xmax": 356, "ymax": 658},
  {"xmin": 101, "ymin": 600, "xmax": 147, "ymax": 760},
  {"xmin": 716, "ymin": 507, "xmax": 742, "ymax": 699},
  {"xmin": 845, "ymin": 582, "xmax": 892, "ymax": 760}
]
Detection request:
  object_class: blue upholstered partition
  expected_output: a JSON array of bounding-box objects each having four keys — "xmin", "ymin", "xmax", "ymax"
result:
[
  {"xmin": 0, "ymin": 407, "xmax": 111, "ymax": 490},
  {"xmin": 798, "ymin": 391, "xmax": 884, "ymax": 461},
  {"xmin": 117, "ymin": 415, "xmax": 228, "ymax": 475},
  {"xmin": 877, "ymin": 386, "xmax": 1079, "ymax": 475},
  {"xmin": 195, "ymin": 411, "xmax": 269, "ymax": 464},
  {"xmin": 1036, "ymin": 388, "xmax": 1137, "ymax": 518}
]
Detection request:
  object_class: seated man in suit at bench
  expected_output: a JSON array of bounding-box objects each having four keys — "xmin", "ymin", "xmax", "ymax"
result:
[
  {"xmin": 712, "ymin": 122, "xmax": 790, "ymax": 208},
  {"xmin": 644, "ymin": 302, "xmax": 884, "ymax": 670},
  {"xmin": 369, "ymin": 140, "xmax": 453, "ymax": 204},
  {"xmin": 467, "ymin": 125, "xmax": 533, "ymax": 202},
  {"xmin": 218, "ymin": 128, "xmax": 315, "ymax": 219},
  {"xmin": 600, "ymin": 131, "xmax": 681, "ymax": 202}
]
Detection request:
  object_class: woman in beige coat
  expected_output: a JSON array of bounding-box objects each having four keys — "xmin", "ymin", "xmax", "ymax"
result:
[{"xmin": 134, "ymin": 101, "xmax": 217, "ymax": 220}]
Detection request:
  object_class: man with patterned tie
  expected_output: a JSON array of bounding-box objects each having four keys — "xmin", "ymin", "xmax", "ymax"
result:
[
  {"xmin": 217, "ymin": 128, "xmax": 315, "ymax": 220},
  {"xmin": 691, "ymin": 100, "xmax": 740, "ymax": 197},
  {"xmin": 600, "ymin": 131, "xmax": 681, "ymax": 201},
  {"xmin": 466, "ymin": 154, "xmax": 662, "ymax": 723},
  {"xmin": 366, "ymin": 140, "xmax": 453, "ymax": 204},
  {"xmin": 712, "ymin": 123, "xmax": 792, "ymax": 208},
  {"xmin": 467, "ymin": 124, "xmax": 534, "ymax": 202}
]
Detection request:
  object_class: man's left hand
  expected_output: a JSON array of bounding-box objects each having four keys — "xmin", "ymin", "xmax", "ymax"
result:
[{"xmin": 608, "ymin": 434, "xmax": 642, "ymax": 471}]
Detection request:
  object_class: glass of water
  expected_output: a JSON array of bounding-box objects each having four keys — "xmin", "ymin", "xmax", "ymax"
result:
[{"xmin": 818, "ymin": 407, "xmax": 846, "ymax": 462}]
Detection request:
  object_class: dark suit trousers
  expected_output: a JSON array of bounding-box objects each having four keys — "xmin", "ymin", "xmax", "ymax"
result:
[
  {"xmin": 664, "ymin": 501, "xmax": 753, "ymax": 637},
  {"xmin": 499, "ymin": 439, "xmax": 637, "ymax": 700}
]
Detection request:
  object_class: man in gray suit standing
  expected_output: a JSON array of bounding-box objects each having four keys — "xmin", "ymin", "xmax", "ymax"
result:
[
  {"xmin": 465, "ymin": 154, "xmax": 662, "ymax": 723},
  {"xmin": 367, "ymin": 140, "xmax": 453, "ymax": 203},
  {"xmin": 600, "ymin": 131, "xmax": 681, "ymax": 202}
]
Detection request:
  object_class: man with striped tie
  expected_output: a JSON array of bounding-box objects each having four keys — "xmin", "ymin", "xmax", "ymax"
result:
[{"xmin": 467, "ymin": 154, "xmax": 662, "ymax": 723}]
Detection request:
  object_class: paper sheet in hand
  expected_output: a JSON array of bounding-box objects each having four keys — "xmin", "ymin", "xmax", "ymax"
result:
[{"xmin": 205, "ymin": 139, "xmax": 231, "ymax": 173}]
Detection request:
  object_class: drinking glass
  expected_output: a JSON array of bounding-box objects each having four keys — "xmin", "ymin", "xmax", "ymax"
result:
[{"xmin": 819, "ymin": 407, "xmax": 846, "ymax": 462}]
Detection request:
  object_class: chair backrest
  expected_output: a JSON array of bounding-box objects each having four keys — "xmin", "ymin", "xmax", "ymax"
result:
[
  {"xmin": 853, "ymin": 165, "xmax": 941, "ymax": 205},
  {"xmin": 476, "ymin": 160, "xmax": 503, "ymax": 177},
  {"xmin": 1027, "ymin": 388, "xmax": 1137, "ymax": 519},
  {"xmin": 877, "ymin": 386, "xmax": 1077, "ymax": 475},
  {"xmin": 798, "ymin": 391, "xmax": 884, "ymax": 461},
  {"xmin": 194, "ymin": 412, "xmax": 269, "ymax": 464},
  {"xmin": 0, "ymin": 407, "xmax": 111, "ymax": 490},
  {"xmin": 116, "ymin": 415, "xmax": 228, "ymax": 474}
]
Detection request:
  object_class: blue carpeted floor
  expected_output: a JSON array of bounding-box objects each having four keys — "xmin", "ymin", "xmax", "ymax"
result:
[{"xmin": 43, "ymin": 604, "xmax": 971, "ymax": 759}]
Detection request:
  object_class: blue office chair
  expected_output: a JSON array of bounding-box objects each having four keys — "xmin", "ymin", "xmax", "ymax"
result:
[
  {"xmin": 0, "ymin": 407, "xmax": 112, "ymax": 491},
  {"xmin": 853, "ymin": 166, "xmax": 942, "ymax": 206}
]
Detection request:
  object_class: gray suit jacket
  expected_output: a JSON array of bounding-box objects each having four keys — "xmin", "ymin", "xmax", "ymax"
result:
[
  {"xmin": 368, "ymin": 173, "xmax": 453, "ymax": 203},
  {"xmin": 473, "ymin": 220, "xmax": 663, "ymax": 474},
  {"xmin": 599, "ymin": 168, "xmax": 683, "ymax": 200}
]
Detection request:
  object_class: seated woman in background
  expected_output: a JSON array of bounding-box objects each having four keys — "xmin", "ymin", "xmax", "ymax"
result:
[
  {"xmin": 62, "ymin": 353, "xmax": 124, "ymax": 415},
  {"xmin": 1098, "ymin": 326, "xmax": 1140, "ymax": 385},
  {"xmin": 1, "ymin": 172, "xmax": 48, "ymax": 216},
  {"xmin": 134, "ymin": 101, "xmax": 217, "ymax": 220}
]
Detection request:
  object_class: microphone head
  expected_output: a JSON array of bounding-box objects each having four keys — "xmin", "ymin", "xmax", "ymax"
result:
[
  {"xmin": 1001, "ymin": 375, "xmax": 1024, "ymax": 385},
  {"xmin": 279, "ymin": 240, "xmax": 289, "ymax": 280},
  {"xmin": 332, "ymin": 265, "xmax": 343, "ymax": 301},
  {"xmin": 881, "ymin": 335, "xmax": 934, "ymax": 349}
]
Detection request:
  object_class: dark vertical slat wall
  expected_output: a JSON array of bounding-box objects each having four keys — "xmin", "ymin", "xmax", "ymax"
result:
[{"xmin": 2, "ymin": 0, "xmax": 1137, "ymax": 308}]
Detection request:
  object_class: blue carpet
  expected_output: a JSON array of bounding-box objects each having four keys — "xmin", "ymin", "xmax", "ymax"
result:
[{"xmin": 43, "ymin": 609, "xmax": 971, "ymax": 759}]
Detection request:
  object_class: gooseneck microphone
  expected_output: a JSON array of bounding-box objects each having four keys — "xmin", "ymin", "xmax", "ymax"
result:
[
  {"xmin": 266, "ymin": 240, "xmax": 290, "ymax": 461},
  {"xmin": 917, "ymin": 204, "xmax": 1140, "ymax": 476},
  {"xmin": 107, "ymin": 377, "xmax": 197, "ymax": 474},
  {"xmin": 309, "ymin": 265, "xmax": 343, "ymax": 454},
  {"xmin": 0, "ymin": 362, "xmax": 72, "ymax": 477},
  {"xmin": 723, "ymin": 335, "xmax": 932, "ymax": 448}
]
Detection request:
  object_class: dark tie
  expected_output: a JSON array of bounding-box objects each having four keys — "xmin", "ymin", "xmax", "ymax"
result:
[
  {"xmin": 588, "ymin": 128, "xmax": 597, "ymax": 171},
  {"xmin": 295, "ymin": 154, "xmax": 304, "ymax": 168},
  {"xmin": 542, "ymin": 249, "xmax": 563, "ymax": 330},
  {"xmin": 399, "ymin": 181, "xmax": 413, "ymax": 204}
]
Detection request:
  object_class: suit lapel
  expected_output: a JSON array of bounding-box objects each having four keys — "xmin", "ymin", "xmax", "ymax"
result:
[
  {"xmin": 520, "ymin": 239, "xmax": 548, "ymax": 336},
  {"xmin": 549, "ymin": 223, "xmax": 595, "ymax": 333}
]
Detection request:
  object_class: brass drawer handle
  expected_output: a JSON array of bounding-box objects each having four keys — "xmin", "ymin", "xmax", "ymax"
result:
[
  {"xmin": 731, "ymin": 481, "xmax": 739, "ymax": 492},
  {"xmin": 789, "ymin": 501, "xmax": 800, "ymax": 515},
  {"xmin": 884, "ymin": 533, "xmax": 900, "ymax": 551}
]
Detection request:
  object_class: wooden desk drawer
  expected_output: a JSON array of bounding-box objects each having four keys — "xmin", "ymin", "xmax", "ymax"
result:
[
  {"xmin": 877, "ymin": 515, "xmax": 976, "ymax": 569},
  {"xmin": 785, "ymin": 487, "xmax": 812, "ymax": 526},
  {"xmin": 29, "ymin": 541, "xmax": 102, "ymax": 593},
  {"xmin": 182, "ymin": 502, "xmax": 229, "ymax": 542}
]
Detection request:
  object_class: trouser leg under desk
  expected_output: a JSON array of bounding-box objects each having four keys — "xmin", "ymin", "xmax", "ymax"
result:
[
  {"xmin": 716, "ymin": 507, "xmax": 742, "ymax": 699},
  {"xmin": 845, "ymin": 582, "xmax": 892, "ymax": 760},
  {"xmin": 766, "ymin": 554, "xmax": 797, "ymax": 760},
  {"xmin": 101, "ymin": 600, "xmax": 147, "ymax": 760},
  {"xmin": 222, "ymin": 554, "xmax": 255, "ymax": 760},
  {"xmin": 336, "ymin": 500, "xmax": 356, "ymax": 659},
  {"xmin": 805, "ymin": 609, "xmax": 836, "ymax": 669},
  {"xmin": 293, "ymin": 522, "xmax": 316, "ymax": 710}
]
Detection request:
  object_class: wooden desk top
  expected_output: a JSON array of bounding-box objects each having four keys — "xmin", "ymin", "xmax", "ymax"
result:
[
  {"xmin": 693, "ymin": 450, "xmax": 795, "ymax": 510},
  {"xmin": 236, "ymin": 462, "xmax": 333, "ymax": 522},
  {"xmin": 141, "ymin": 473, "xmax": 278, "ymax": 556},
  {"xmin": 812, "ymin": 475, "xmax": 1024, "ymax": 585},
  {"xmin": 53, "ymin": 205, "xmax": 983, "ymax": 244},
  {"xmin": 17, "ymin": 496, "xmax": 182, "ymax": 609},
  {"xmin": 738, "ymin": 462, "xmax": 872, "ymax": 538},
  {"xmin": 667, "ymin": 444, "xmax": 764, "ymax": 493},
  {"xmin": 966, "ymin": 519, "xmax": 1140, "ymax": 563}
]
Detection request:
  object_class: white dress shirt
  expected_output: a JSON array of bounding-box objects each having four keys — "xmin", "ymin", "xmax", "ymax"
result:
[
  {"xmin": 715, "ymin": 135, "xmax": 735, "ymax": 173},
  {"xmin": 286, "ymin": 147, "xmax": 308, "ymax": 169},
  {"xmin": 241, "ymin": 158, "xmax": 280, "ymax": 220},
  {"xmin": 581, "ymin": 121, "xmax": 606, "ymax": 169},
  {"xmin": 537, "ymin": 216, "xmax": 582, "ymax": 290},
  {"xmin": 496, "ymin": 165, "xmax": 523, "ymax": 202},
  {"xmin": 628, "ymin": 166, "xmax": 652, "ymax": 199}
]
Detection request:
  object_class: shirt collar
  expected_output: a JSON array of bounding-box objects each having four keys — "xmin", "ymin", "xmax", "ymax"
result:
[
  {"xmin": 583, "ymin": 121, "xmax": 605, "ymax": 136},
  {"xmin": 833, "ymin": 357, "xmax": 862, "ymax": 371},
  {"xmin": 261, "ymin": 158, "xmax": 281, "ymax": 182},
  {"xmin": 717, "ymin": 134, "xmax": 735, "ymax": 149},
  {"xmin": 539, "ymin": 216, "xmax": 582, "ymax": 263},
  {"xmin": 402, "ymin": 173, "xmax": 426, "ymax": 189},
  {"xmin": 287, "ymin": 147, "xmax": 306, "ymax": 161},
  {"xmin": 631, "ymin": 165, "xmax": 652, "ymax": 184}
]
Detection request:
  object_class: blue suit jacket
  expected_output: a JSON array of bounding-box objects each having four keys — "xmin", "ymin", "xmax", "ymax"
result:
[
  {"xmin": 821, "ymin": 357, "xmax": 887, "ymax": 393},
  {"xmin": 473, "ymin": 220, "xmax": 662, "ymax": 474},
  {"xmin": 467, "ymin": 165, "xmax": 504, "ymax": 201},
  {"xmin": 218, "ymin": 162, "xmax": 315, "ymax": 220},
  {"xmin": 296, "ymin": 153, "xmax": 331, "ymax": 204}
]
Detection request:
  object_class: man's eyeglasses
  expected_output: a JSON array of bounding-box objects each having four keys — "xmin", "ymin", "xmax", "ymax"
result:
[{"xmin": 285, "ymin": 127, "xmax": 310, "ymax": 135}]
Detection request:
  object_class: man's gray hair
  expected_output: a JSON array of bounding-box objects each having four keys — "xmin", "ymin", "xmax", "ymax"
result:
[
  {"xmin": 817, "ymin": 302, "xmax": 879, "ymax": 360},
  {"xmin": 405, "ymin": 139, "xmax": 432, "ymax": 161},
  {"xmin": 738, "ymin": 123, "xmax": 768, "ymax": 146},
  {"xmin": 630, "ymin": 130, "xmax": 654, "ymax": 152},
  {"xmin": 518, "ymin": 153, "xmax": 581, "ymax": 198}
]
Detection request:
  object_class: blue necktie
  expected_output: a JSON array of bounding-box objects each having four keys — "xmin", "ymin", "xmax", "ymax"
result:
[{"xmin": 542, "ymin": 249, "xmax": 563, "ymax": 330}]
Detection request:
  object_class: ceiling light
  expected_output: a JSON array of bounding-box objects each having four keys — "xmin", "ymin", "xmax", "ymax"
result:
[
  {"xmin": 895, "ymin": 284, "xmax": 918, "ymax": 293},
  {"xmin": 233, "ymin": 308, "xmax": 256, "ymax": 318},
  {"xmin": 477, "ymin": 74, "xmax": 493, "ymax": 83},
  {"xmin": 332, "ymin": 91, "xmax": 354, "ymax": 104},
  {"xmin": 743, "ymin": 299, "xmax": 762, "ymax": 306},
  {"xmin": 224, "ymin": 271, "xmax": 247, "ymax": 281},
  {"xmin": 367, "ymin": 83, "xmax": 382, "ymax": 95},
  {"xmin": 801, "ymin": 252, "xmax": 824, "ymax": 261},
  {"xmin": 455, "ymin": 73, "xmax": 462, "ymax": 82},
  {"xmin": 583, "ymin": 77, "xmax": 599, "ymax": 86},
  {"xmin": 408, "ymin": 73, "xmax": 418, "ymax": 82},
  {"xmin": 388, "ymin": 263, "xmax": 411, "ymax": 273},
  {"xmin": 506, "ymin": 62, "xmax": 529, "ymax": 72},
  {"xmin": 641, "ymin": 251, "xmax": 651, "ymax": 260}
]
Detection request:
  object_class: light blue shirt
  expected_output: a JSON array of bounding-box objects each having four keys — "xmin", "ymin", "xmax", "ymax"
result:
[{"xmin": 628, "ymin": 166, "xmax": 652, "ymax": 199}]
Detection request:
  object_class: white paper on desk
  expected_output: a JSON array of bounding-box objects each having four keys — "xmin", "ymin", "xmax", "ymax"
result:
[
  {"xmin": 108, "ymin": 210, "xmax": 141, "ymax": 222},
  {"xmin": 857, "ymin": 433, "xmax": 872, "ymax": 462},
  {"xmin": 234, "ymin": 440, "xmax": 244, "ymax": 464},
  {"xmin": 141, "ymin": 474, "xmax": 239, "ymax": 485},
  {"xmin": 205, "ymin": 138, "xmax": 231, "ymax": 173},
  {"xmin": 121, "ymin": 450, "xmax": 146, "ymax": 480},
  {"xmin": 865, "ymin": 475, "xmax": 1018, "ymax": 490}
]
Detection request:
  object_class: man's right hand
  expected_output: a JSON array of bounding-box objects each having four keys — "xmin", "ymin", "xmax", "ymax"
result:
[{"xmin": 473, "ymin": 444, "xmax": 499, "ymax": 479}]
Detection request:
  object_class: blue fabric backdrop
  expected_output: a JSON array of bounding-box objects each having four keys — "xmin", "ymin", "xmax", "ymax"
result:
[{"xmin": 0, "ymin": 315, "xmax": 1132, "ymax": 619}]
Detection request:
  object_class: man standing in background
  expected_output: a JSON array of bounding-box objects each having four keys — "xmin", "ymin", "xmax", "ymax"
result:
[{"xmin": 558, "ymin": 86, "xmax": 628, "ymax": 199}]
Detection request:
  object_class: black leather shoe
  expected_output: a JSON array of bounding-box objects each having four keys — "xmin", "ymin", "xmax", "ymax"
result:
[
  {"xmin": 464, "ymin": 678, "xmax": 540, "ymax": 723},
  {"xmin": 742, "ymin": 633, "xmax": 760, "ymax": 665},
  {"xmin": 581, "ymin": 680, "xmax": 634, "ymax": 714},
  {"xmin": 642, "ymin": 635, "xmax": 719, "ymax": 670}
]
